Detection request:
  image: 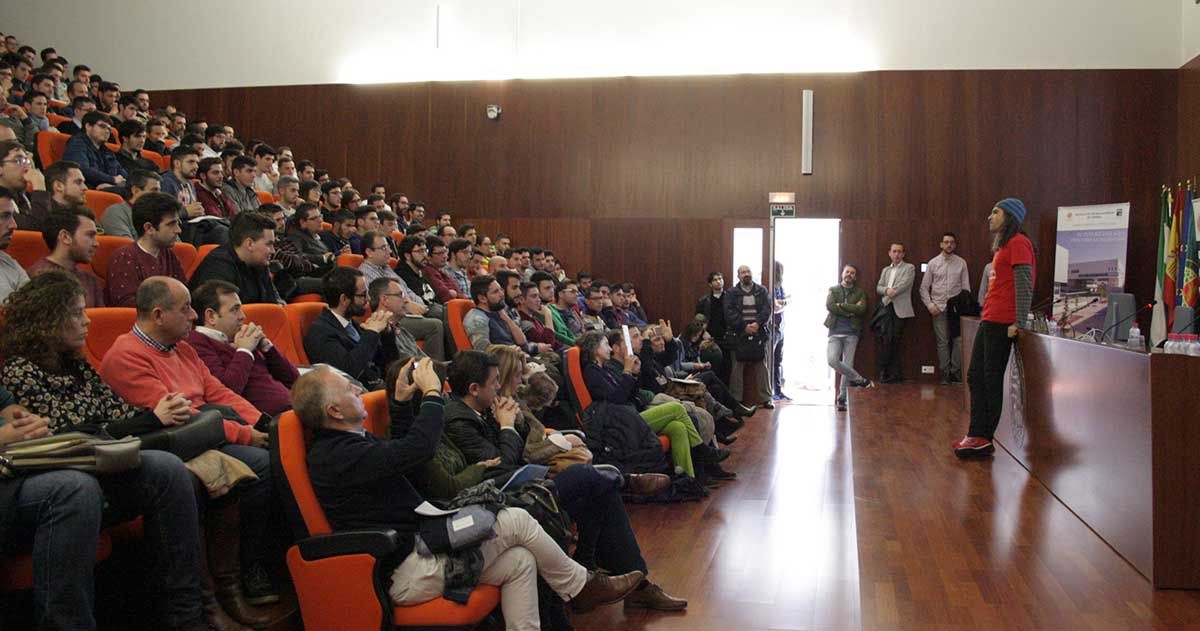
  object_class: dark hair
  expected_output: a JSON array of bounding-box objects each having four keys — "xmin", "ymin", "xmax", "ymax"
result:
[
  {"xmin": 131, "ymin": 190, "xmax": 179, "ymax": 237},
  {"xmin": 320, "ymin": 180, "xmax": 340, "ymax": 194},
  {"xmin": 0, "ymin": 269, "xmax": 86, "ymax": 371},
  {"xmin": 230, "ymin": 155, "xmax": 255, "ymax": 172},
  {"xmin": 253, "ymin": 144, "xmax": 276, "ymax": 158},
  {"xmin": 575, "ymin": 331, "xmax": 607, "ymax": 363},
  {"xmin": 353, "ymin": 206, "xmax": 377, "ymax": 224},
  {"xmin": 70, "ymin": 95, "xmax": 94, "ymax": 109},
  {"xmin": 39, "ymin": 47, "xmax": 56, "ymax": 61},
  {"xmin": 405, "ymin": 223, "xmax": 425, "ymax": 236},
  {"xmin": 889, "ymin": 242, "xmax": 905, "ymax": 251},
  {"xmin": 360, "ymin": 230, "xmax": 386, "ymax": 252},
  {"xmin": 117, "ymin": 119, "xmax": 144, "ymax": 140},
  {"xmin": 366, "ymin": 193, "xmax": 384, "ymax": 204},
  {"xmin": 321, "ymin": 266, "xmax": 363, "ymax": 305},
  {"xmin": 229, "ymin": 211, "xmax": 275, "ymax": 249},
  {"xmin": 842, "ymin": 263, "xmax": 859, "ymax": 275},
  {"xmin": 300, "ymin": 180, "xmax": 320, "ymax": 199},
  {"xmin": 620, "ymin": 282, "xmax": 635, "ymax": 293},
  {"xmin": 706, "ymin": 271, "xmax": 723, "ymax": 283},
  {"xmin": 170, "ymin": 144, "xmax": 200, "ymax": 165},
  {"xmin": 529, "ymin": 271, "xmax": 556, "ymax": 287},
  {"xmin": 43, "ymin": 160, "xmax": 81, "ymax": 190},
  {"xmin": 495, "ymin": 232, "xmax": 510, "ymax": 241},
  {"xmin": 181, "ymin": 133, "xmax": 205, "ymax": 147},
  {"xmin": 146, "ymin": 119, "xmax": 166, "ymax": 132},
  {"xmin": 447, "ymin": 350, "xmax": 498, "ymax": 397},
  {"xmin": 314, "ymin": 169, "xmax": 329, "ymax": 180},
  {"xmin": 99, "ymin": 81, "xmax": 119, "ymax": 94},
  {"xmin": 377, "ymin": 209, "xmax": 397, "ymax": 222},
  {"xmin": 296, "ymin": 159, "xmax": 314, "ymax": 172},
  {"xmin": 519, "ymin": 281, "xmax": 537, "ymax": 297},
  {"xmin": 197, "ymin": 156, "xmax": 222, "ymax": 176},
  {"xmin": 592, "ymin": 279, "xmax": 610, "ymax": 291},
  {"xmin": 367, "ymin": 276, "xmax": 399, "ymax": 311},
  {"xmin": 399, "ymin": 235, "xmax": 427, "ymax": 258},
  {"xmin": 495, "ymin": 270, "xmax": 521, "ymax": 292},
  {"xmin": 457, "ymin": 223, "xmax": 475, "ymax": 234},
  {"xmin": 992, "ymin": 211, "xmax": 1029, "ymax": 252},
  {"xmin": 470, "ymin": 274, "xmax": 496, "ymax": 305},
  {"xmin": 22, "ymin": 90, "xmax": 47, "ymax": 106},
  {"xmin": 585, "ymin": 285, "xmax": 604, "ymax": 299},
  {"xmin": 81, "ymin": 111, "xmax": 108, "ymax": 128},
  {"xmin": 191, "ymin": 279, "xmax": 240, "ymax": 325},
  {"xmin": 117, "ymin": 94, "xmax": 138, "ymax": 108},
  {"xmin": 941, "ymin": 231, "xmax": 958, "ymax": 241},
  {"xmin": 41, "ymin": 207, "xmax": 95, "ymax": 250},
  {"xmin": 72, "ymin": 64, "xmax": 91, "ymax": 76},
  {"xmin": 329, "ymin": 209, "xmax": 354, "ymax": 226},
  {"xmin": 554, "ymin": 280, "xmax": 577, "ymax": 301},
  {"xmin": 576, "ymin": 271, "xmax": 591, "ymax": 282},
  {"xmin": 448, "ymin": 238, "xmax": 472, "ymax": 256},
  {"xmin": 203, "ymin": 125, "xmax": 225, "ymax": 140},
  {"xmin": 296, "ymin": 202, "xmax": 321, "ymax": 222}
]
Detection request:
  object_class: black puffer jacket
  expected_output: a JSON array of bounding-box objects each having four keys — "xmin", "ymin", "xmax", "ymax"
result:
[{"xmin": 581, "ymin": 400, "xmax": 668, "ymax": 474}]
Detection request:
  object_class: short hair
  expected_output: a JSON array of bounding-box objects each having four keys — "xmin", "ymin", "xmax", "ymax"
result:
[
  {"xmin": 146, "ymin": 119, "xmax": 166, "ymax": 133},
  {"xmin": 329, "ymin": 209, "xmax": 354, "ymax": 226},
  {"xmin": 585, "ymin": 285, "xmax": 604, "ymax": 299},
  {"xmin": 447, "ymin": 350, "xmax": 498, "ymax": 397},
  {"xmin": 592, "ymin": 279, "xmax": 610, "ymax": 291},
  {"xmin": 424, "ymin": 236, "xmax": 446, "ymax": 252},
  {"xmin": 0, "ymin": 140, "xmax": 22, "ymax": 163},
  {"xmin": 22, "ymin": 90, "xmax": 47, "ymax": 106},
  {"xmin": 39, "ymin": 47, "xmax": 56, "ymax": 61},
  {"xmin": 469, "ymin": 274, "xmax": 496, "ymax": 304},
  {"xmin": 321, "ymin": 266, "xmax": 363, "ymax": 305},
  {"xmin": 353, "ymin": 206, "xmax": 377, "ymax": 224},
  {"xmin": 259, "ymin": 202, "xmax": 284, "ymax": 217},
  {"xmin": 360, "ymin": 230, "xmax": 386, "ymax": 252},
  {"xmin": 277, "ymin": 156, "xmax": 294, "ymax": 166},
  {"xmin": 528, "ymin": 247, "xmax": 544, "ymax": 257},
  {"xmin": 72, "ymin": 64, "xmax": 91, "ymax": 76},
  {"xmin": 297, "ymin": 159, "xmax": 314, "ymax": 172},
  {"xmin": 458, "ymin": 223, "xmax": 475, "ymax": 234},
  {"xmin": 320, "ymin": 180, "xmax": 340, "ymax": 195},
  {"xmin": 889, "ymin": 242, "xmax": 906, "ymax": 251},
  {"xmin": 941, "ymin": 231, "xmax": 958, "ymax": 241},
  {"xmin": 117, "ymin": 94, "xmax": 138, "ymax": 108},
  {"xmin": 131, "ymin": 190, "xmax": 180, "ymax": 237},
  {"xmin": 367, "ymin": 276, "xmax": 398, "ymax": 310},
  {"xmin": 405, "ymin": 223, "xmax": 425, "ymax": 236},
  {"xmin": 314, "ymin": 169, "xmax": 329, "ymax": 180},
  {"xmin": 399, "ymin": 235, "xmax": 426, "ymax": 257},
  {"xmin": 229, "ymin": 211, "xmax": 275, "ymax": 249},
  {"xmin": 366, "ymin": 193, "xmax": 384, "ymax": 204},
  {"xmin": 43, "ymin": 160, "xmax": 81, "ymax": 190},
  {"xmin": 842, "ymin": 263, "xmax": 859, "ymax": 274},
  {"xmin": 291, "ymin": 367, "xmax": 335, "ymax": 431},
  {"xmin": 253, "ymin": 144, "xmax": 276, "ymax": 158},
  {"xmin": 448, "ymin": 238, "xmax": 472, "ymax": 256},
  {"xmin": 620, "ymin": 282, "xmax": 635, "ymax": 293},
  {"xmin": 170, "ymin": 144, "xmax": 199, "ymax": 165},
  {"xmin": 197, "ymin": 156, "xmax": 223, "ymax": 176},
  {"xmin": 81, "ymin": 111, "xmax": 108, "ymax": 128},
  {"xmin": 277, "ymin": 175, "xmax": 299, "ymax": 190},
  {"xmin": 203, "ymin": 125, "xmax": 225, "ymax": 140},
  {"xmin": 496, "ymin": 232, "xmax": 510, "ymax": 241},
  {"xmin": 604, "ymin": 329, "xmax": 625, "ymax": 351},
  {"xmin": 377, "ymin": 209, "xmax": 396, "ymax": 222},
  {"xmin": 706, "ymin": 271, "xmax": 722, "ymax": 283},
  {"xmin": 230, "ymin": 155, "xmax": 255, "ymax": 171},
  {"xmin": 341, "ymin": 189, "xmax": 360, "ymax": 206},
  {"xmin": 300, "ymin": 180, "xmax": 320, "ymax": 199},
  {"xmin": 512, "ymin": 247, "xmax": 529, "ymax": 256},
  {"xmin": 529, "ymin": 271, "xmax": 556, "ymax": 286},
  {"xmin": 181, "ymin": 134, "xmax": 205, "ymax": 147},
  {"xmin": 117, "ymin": 119, "xmax": 144, "ymax": 140},
  {"xmin": 495, "ymin": 270, "xmax": 521, "ymax": 292},
  {"xmin": 296, "ymin": 202, "xmax": 321, "ymax": 221},
  {"xmin": 135, "ymin": 277, "xmax": 178, "ymax": 317},
  {"xmin": 191, "ymin": 279, "xmax": 240, "ymax": 325},
  {"xmin": 519, "ymin": 281, "xmax": 537, "ymax": 297},
  {"xmin": 41, "ymin": 207, "xmax": 95, "ymax": 250},
  {"xmin": 99, "ymin": 81, "xmax": 119, "ymax": 94},
  {"xmin": 70, "ymin": 95, "xmax": 94, "ymax": 110},
  {"xmin": 554, "ymin": 280, "xmax": 577, "ymax": 300},
  {"xmin": 132, "ymin": 88, "xmax": 148, "ymax": 98}
]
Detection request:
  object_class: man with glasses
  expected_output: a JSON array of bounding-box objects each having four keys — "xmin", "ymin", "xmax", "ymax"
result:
[
  {"xmin": 361, "ymin": 231, "xmax": 447, "ymax": 359},
  {"xmin": 284, "ymin": 202, "xmax": 337, "ymax": 277},
  {"xmin": 62, "ymin": 111, "xmax": 126, "ymax": 190},
  {"xmin": 0, "ymin": 139, "xmax": 47, "ymax": 227},
  {"xmin": 396, "ymin": 234, "xmax": 445, "ymax": 319},
  {"xmin": 303, "ymin": 266, "xmax": 394, "ymax": 390}
]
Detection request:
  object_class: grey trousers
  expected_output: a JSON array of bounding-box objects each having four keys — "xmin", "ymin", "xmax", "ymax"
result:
[
  {"xmin": 398, "ymin": 316, "xmax": 446, "ymax": 360},
  {"xmin": 827, "ymin": 335, "xmax": 862, "ymax": 404},
  {"xmin": 730, "ymin": 356, "xmax": 773, "ymax": 405},
  {"xmin": 931, "ymin": 312, "xmax": 961, "ymax": 377}
]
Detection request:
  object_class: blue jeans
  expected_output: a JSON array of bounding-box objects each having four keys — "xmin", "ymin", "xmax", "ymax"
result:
[
  {"xmin": 553, "ymin": 464, "xmax": 648, "ymax": 576},
  {"xmin": 7, "ymin": 450, "xmax": 202, "ymax": 630},
  {"xmin": 217, "ymin": 443, "xmax": 272, "ymax": 568}
]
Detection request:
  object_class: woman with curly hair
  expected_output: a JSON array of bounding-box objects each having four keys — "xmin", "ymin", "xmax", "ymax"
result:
[
  {"xmin": 0, "ymin": 269, "xmax": 213, "ymax": 631},
  {"xmin": 0, "ymin": 269, "xmax": 269, "ymax": 630}
]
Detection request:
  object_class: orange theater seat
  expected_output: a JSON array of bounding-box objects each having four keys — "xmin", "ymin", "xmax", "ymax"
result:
[
  {"xmin": 361, "ymin": 390, "xmax": 390, "ymax": 437},
  {"xmin": 255, "ymin": 190, "xmax": 274, "ymax": 206},
  {"xmin": 37, "ymin": 130, "xmax": 71, "ymax": 168},
  {"xmin": 289, "ymin": 293, "xmax": 323, "ymax": 304},
  {"xmin": 336, "ymin": 253, "xmax": 363, "ymax": 268},
  {"xmin": 48, "ymin": 99, "xmax": 68, "ymax": 110},
  {"xmin": 140, "ymin": 149, "xmax": 167, "ymax": 172},
  {"xmin": 186, "ymin": 244, "xmax": 219, "ymax": 279},
  {"xmin": 321, "ymin": 222, "xmax": 332, "ymax": 232},
  {"xmin": 566, "ymin": 346, "xmax": 668, "ymax": 452},
  {"xmin": 47, "ymin": 112, "xmax": 70, "ymax": 127},
  {"xmin": 283, "ymin": 302, "xmax": 327, "ymax": 365},
  {"xmin": 84, "ymin": 189, "xmax": 124, "ymax": 222},
  {"xmin": 445, "ymin": 299, "xmax": 473, "ymax": 354},
  {"xmin": 104, "ymin": 142, "xmax": 120, "ymax": 154},
  {"xmin": 90, "ymin": 235, "xmax": 133, "ymax": 281},
  {"xmin": 172, "ymin": 242, "xmax": 198, "ymax": 278},
  {"xmin": 8, "ymin": 230, "xmax": 50, "ymax": 270},
  {"xmin": 83, "ymin": 308, "xmax": 137, "ymax": 369},
  {"xmin": 243, "ymin": 303, "xmax": 303, "ymax": 367},
  {"xmin": 273, "ymin": 410, "xmax": 499, "ymax": 630}
]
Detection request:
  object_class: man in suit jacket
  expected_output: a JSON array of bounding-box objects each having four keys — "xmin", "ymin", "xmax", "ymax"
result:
[
  {"xmin": 302, "ymin": 266, "xmax": 394, "ymax": 390},
  {"xmin": 875, "ymin": 242, "xmax": 915, "ymax": 383}
]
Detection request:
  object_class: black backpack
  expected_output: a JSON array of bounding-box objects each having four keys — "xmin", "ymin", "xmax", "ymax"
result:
[{"xmin": 505, "ymin": 480, "xmax": 574, "ymax": 552}]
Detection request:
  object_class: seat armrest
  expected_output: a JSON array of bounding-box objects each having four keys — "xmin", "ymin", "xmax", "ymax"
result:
[{"xmin": 295, "ymin": 529, "xmax": 399, "ymax": 561}]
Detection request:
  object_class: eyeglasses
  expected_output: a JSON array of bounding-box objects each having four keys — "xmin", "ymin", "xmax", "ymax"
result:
[
  {"xmin": 353, "ymin": 291, "xmax": 369, "ymax": 299},
  {"xmin": 1, "ymin": 155, "xmax": 31, "ymax": 166}
]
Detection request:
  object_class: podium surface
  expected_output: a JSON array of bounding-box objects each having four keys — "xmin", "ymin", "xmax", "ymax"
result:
[{"xmin": 961, "ymin": 317, "xmax": 1200, "ymax": 589}]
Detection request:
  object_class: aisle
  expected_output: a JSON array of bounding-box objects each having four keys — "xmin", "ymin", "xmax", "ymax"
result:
[{"xmin": 575, "ymin": 384, "xmax": 1200, "ymax": 631}]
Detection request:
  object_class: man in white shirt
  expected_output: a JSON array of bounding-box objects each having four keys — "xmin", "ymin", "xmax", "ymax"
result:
[
  {"xmin": 252, "ymin": 145, "xmax": 278, "ymax": 194},
  {"xmin": 919, "ymin": 232, "xmax": 971, "ymax": 384}
]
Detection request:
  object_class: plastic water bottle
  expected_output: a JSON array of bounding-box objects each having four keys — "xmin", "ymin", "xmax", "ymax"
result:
[
  {"xmin": 1188, "ymin": 334, "xmax": 1200, "ymax": 357},
  {"xmin": 1166, "ymin": 333, "xmax": 1182, "ymax": 355},
  {"xmin": 1046, "ymin": 318, "xmax": 1059, "ymax": 337},
  {"xmin": 1126, "ymin": 323, "xmax": 1143, "ymax": 350}
]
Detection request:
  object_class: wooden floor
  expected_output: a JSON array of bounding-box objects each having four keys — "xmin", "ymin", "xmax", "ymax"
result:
[{"xmin": 575, "ymin": 383, "xmax": 1200, "ymax": 631}]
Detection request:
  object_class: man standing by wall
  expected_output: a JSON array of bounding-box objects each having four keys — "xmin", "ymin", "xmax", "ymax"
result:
[
  {"xmin": 919, "ymin": 232, "xmax": 970, "ymax": 384},
  {"xmin": 874, "ymin": 243, "xmax": 914, "ymax": 383},
  {"xmin": 825, "ymin": 264, "xmax": 873, "ymax": 411},
  {"xmin": 724, "ymin": 265, "xmax": 773, "ymax": 408}
]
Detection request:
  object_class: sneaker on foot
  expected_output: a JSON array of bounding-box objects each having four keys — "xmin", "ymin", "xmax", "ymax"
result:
[{"xmin": 952, "ymin": 436, "xmax": 994, "ymax": 458}]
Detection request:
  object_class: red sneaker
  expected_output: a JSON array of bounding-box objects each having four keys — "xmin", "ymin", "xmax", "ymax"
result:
[{"xmin": 953, "ymin": 436, "xmax": 994, "ymax": 458}]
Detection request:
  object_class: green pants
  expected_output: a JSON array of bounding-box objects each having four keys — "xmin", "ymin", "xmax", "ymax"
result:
[{"xmin": 640, "ymin": 401, "xmax": 702, "ymax": 477}]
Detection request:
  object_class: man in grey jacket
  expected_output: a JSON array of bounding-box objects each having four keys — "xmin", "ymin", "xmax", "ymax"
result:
[{"xmin": 875, "ymin": 243, "xmax": 915, "ymax": 383}]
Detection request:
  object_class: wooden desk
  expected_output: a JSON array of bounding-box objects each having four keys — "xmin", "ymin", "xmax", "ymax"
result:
[{"xmin": 961, "ymin": 317, "xmax": 1200, "ymax": 589}]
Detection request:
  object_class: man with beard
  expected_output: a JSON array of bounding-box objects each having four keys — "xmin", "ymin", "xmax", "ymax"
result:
[
  {"xmin": 158, "ymin": 145, "xmax": 205, "ymax": 222},
  {"xmin": 0, "ymin": 185, "xmax": 29, "ymax": 301},
  {"xmin": 723, "ymin": 265, "xmax": 773, "ymax": 408},
  {"xmin": 462, "ymin": 274, "xmax": 536, "ymax": 352},
  {"xmin": 302, "ymin": 266, "xmax": 394, "ymax": 390},
  {"xmin": 395, "ymin": 235, "xmax": 444, "ymax": 319}
]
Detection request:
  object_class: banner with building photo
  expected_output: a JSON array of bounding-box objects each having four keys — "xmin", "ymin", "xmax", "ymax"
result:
[{"xmin": 1052, "ymin": 202, "xmax": 1130, "ymax": 334}]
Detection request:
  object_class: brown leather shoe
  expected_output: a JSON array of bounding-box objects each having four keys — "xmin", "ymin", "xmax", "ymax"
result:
[
  {"xmin": 624, "ymin": 473, "xmax": 671, "ymax": 496},
  {"xmin": 623, "ymin": 581, "xmax": 688, "ymax": 611},
  {"xmin": 570, "ymin": 570, "xmax": 644, "ymax": 613}
]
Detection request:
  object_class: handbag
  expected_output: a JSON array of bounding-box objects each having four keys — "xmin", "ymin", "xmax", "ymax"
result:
[
  {"xmin": 734, "ymin": 332, "xmax": 766, "ymax": 362},
  {"xmin": 136, "ymin": 409, "xmax": 226, "ymax": 462},
  {"xmin": 0, "ymin": 432, "xmax": 142, "ymax": 479}
]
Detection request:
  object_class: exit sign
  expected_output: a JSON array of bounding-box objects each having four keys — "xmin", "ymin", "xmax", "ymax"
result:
[{"xmin": 770, "ymin": 204, "xmax": 796, "ymax": 217}]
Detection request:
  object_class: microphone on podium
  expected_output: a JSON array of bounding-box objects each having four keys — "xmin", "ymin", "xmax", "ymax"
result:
[{"xmin": 1098, "ymin": 300, "xmax": 1156, "ymax": 344}]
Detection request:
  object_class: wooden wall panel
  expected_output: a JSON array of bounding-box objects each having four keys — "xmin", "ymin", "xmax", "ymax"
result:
[{"xmin": 158, "ymin": 69, "xmax": 1178, "ymax": 380}]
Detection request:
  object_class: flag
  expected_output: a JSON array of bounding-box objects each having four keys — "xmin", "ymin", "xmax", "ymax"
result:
[
  {"xmin": 1166, "ymin": 185, "xmax": 1184, "ymax": 329},
  {"xmin": 1151, "ymin": 187, "xmax": 1171, "ymax": 345},
  {"xmin": 1183, "ymin": 185, "xmax": 1200, "ymax": 309}
]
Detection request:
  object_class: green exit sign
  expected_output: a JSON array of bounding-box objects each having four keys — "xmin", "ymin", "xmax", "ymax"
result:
[{"xmin": 770, "ymin": 204, "xmax": 796, "ymax": 217}]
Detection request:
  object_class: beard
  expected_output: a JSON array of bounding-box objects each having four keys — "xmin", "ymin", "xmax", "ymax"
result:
[
  {"xmin": 488, "ymin": 298, "xmax": 507, "ymax": 312},
  {"xmin": 346, "ymin": 301, "xmax": 368, "ymax": 318}
]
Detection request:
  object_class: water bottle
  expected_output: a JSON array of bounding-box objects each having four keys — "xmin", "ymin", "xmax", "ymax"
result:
[
  {"xmin": 1046, "ymin": 318, "xmax": 1059, "ymax": 338},
  {"xmin": 1189, "ymin": 334, "xmax": 1200, "ymax": 357},
  {"xmin": 1126, "ymin": 323, "xmax": 1143, "ymax": 350},
  {"xmin": 1166, "ymin": 334, "xmax": 1181, "ymax": 355}
]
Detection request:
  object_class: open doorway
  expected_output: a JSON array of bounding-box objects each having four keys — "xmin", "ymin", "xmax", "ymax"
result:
[{"xmin": 773, "ymin": 218, "xmax": 841, "ymax": 405}]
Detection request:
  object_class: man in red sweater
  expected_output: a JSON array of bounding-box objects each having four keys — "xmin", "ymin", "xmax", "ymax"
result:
[
  {"xmin": 105, "ymin": 191, "xmax": 187, "ymax": 307},
  {"xmin": 98, "ymin": 275, "xmax": 280, "ymax": 604},
  {"xmin": 187, "ymin": 280, "xmax": 299, "ymax": 416}
]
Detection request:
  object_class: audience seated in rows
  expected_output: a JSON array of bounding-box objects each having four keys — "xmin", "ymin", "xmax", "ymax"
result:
[
  {"xmin": 98, "ymin": 168, "xmax": 161, "ymax": 239},
  {"xmin": 29, "ymin": 205, "xmax": 104, "ymax": 307},
  {"xmin": 62, "ymin": 111, "xmax": 125, "ymax": 190},
  {"xmin": 318, "ymin": 208, "xmax": 353, "ymax": 254},
  {"xmin": 422, "ymin": 236, "xmax": 460, "ymax": 302},
  {"xmin": 303, "ymin": 266, "xmax": 394, "ymax": 390},
  {"xmin": 189, "ymin": 211, "xmax": 282, "ymax": 305},
  {"xmin": 0, "ymin": 186, "xmax": 29, "ymax": 301},
  {"xmin": 105, "ymin": 190, "xmax": 185, "ymax": 306},
  {"xmin": 221, "ymin": 155, "xmax": 260, "ymax": 215},
  {"xmin": 195, "ymin": 156, "xmax": 236, "ymax": 218}
]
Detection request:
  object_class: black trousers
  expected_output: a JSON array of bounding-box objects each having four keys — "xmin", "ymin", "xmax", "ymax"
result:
[
  {"xmin": 876, "ymin": 305, "xmax": 907, "ymax": 381},
  {"xmin": 967, "ymin": 321, "xmax": 1015, "ymax": 440}
]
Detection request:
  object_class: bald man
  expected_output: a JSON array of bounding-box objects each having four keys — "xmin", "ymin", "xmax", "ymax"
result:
[{"xmin": 488, "ymin": 255, "xmax": 509, "ymax": 274}]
